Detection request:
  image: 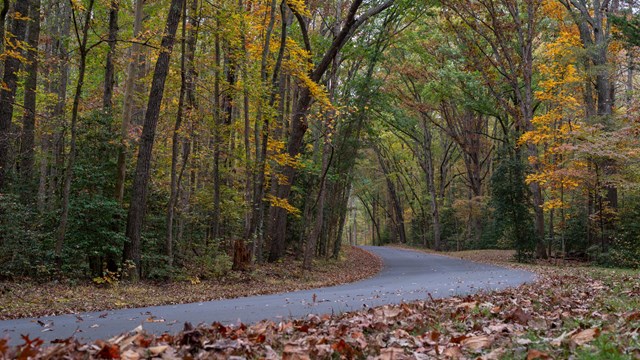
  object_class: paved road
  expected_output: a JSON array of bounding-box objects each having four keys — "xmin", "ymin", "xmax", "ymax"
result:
[{"xmin": 0, "ymin": 246, "xmax": 535, "ymax": 345}]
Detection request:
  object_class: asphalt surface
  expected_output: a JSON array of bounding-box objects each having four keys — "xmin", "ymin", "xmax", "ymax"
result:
[{"xmin": 0, "ymin": 246, "xmax": 535, "ymax": 345}]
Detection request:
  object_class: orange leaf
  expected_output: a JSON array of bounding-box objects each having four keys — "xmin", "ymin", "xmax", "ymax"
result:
[{"xmin": 527, "ymin": 349, "xmax": 553, "ymax": 360}]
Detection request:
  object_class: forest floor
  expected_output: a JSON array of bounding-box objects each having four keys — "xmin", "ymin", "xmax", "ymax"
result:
[
  {"xmin": 0, "ymin": 246, "xmax": 383, "ymax": 321},
  {"xmin": 5, "ymin": 247, "xmax": 640, "ymax": 359}
]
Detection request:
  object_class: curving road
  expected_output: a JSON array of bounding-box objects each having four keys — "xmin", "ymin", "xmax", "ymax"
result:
[{"xmin": 0, "ymin": 246, "xmax": 535, "ymax": 344}]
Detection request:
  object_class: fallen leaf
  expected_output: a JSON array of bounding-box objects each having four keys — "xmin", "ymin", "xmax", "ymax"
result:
[
  {"xmin": 283, "ymin": 342, "xmax": 310, "ymax": 360},
  {"xmin": 442, "ymin": 346, "xmax": 463, "ymax": 359},
  {"xmin": 482, "ymin": 347, "xmax": 506, "ymax": 360},
  {"xmin": 461, "ymin": 335, "xmax": 493, "ymax": 351},
  {"xmin": 95, "ymin": 341, "xmax": 120, "ymax": 359},
  {"xmin": 456, "ymin": 301, "xmax": 478, "ymax": 311},
  {"xmin": 506, "ymin": 307, "xmax": 531, "ymax": 325},
  {"xmin": 570, "ymin": 328, "xmax": 600, "ymax": 346},
  {"xmin": 145, "ymin": 317, "xmax": 165, "ymax": 323},
  {"xmin": 450, "ymin": 335, "xmax": 468, "ymax": 344},
  {"xmin": 527, "ymin": 349, "xmax": 552, "ymax": 360},
  {"xmin": 120, "ymin": 350, "xmax": 140, "ymax": 360},
  {"xmin": 378, "ymin": 346, "xmax": 404, "ymax": 360}
]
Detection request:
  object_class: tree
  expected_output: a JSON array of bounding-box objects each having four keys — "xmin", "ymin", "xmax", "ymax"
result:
[
  {"xmin": 266, "ymin": 0, "xmax": 397, "ymax": 262},
  {"xmin": 19, "ymin": 0, "xmax": 42, "ymax": 197},
  {"xmin": 0, "ymin": 0, "xmax": 31, "ymax": 189},
  {"xmin": 55, "ymin": 0, "xmax": 98, "ymax": 267},
  {"xmin": 123, "ymin": 0, "xmax": 185, "ymax": 280}
]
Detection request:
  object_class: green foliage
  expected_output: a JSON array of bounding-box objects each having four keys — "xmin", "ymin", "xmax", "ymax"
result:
[
  {"xmin": 0, "ymin": 194, "xmax": 48, "ymax": 279},
  {"xmin": 63, "ymin": 194, "xmax": 126, "ymax": 277},
  {"xmin": 602, "ymin": 195, "xmax": 640, "ymax": 268},
  {"xmin": 489, "ymin": 148, "xmax": 536, "ymax": 262},
  {"xmin": 182, "ymin": 243, "xmax": 232, "ymax": 279},
  {"xmin": 611, "ymin": 13, "xmax": 640, "ymax": 47},
  {"xmin": 562, "ymin": 209, "xmax": 590, "ymax": 254}
]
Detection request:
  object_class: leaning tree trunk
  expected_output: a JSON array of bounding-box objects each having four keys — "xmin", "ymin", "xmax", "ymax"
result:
[
  {"xmin": 123, "ymin": 0, "xmax": 185, "ymax": 280},
  {"xmin": 115, "ymin": 0, "xmax": 144, "ymax": 203}
]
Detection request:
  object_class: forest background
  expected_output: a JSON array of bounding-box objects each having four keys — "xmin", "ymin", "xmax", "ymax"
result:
[{"xmin": 0, "ymin": 0, "xmax": 639, "ymax": 281}]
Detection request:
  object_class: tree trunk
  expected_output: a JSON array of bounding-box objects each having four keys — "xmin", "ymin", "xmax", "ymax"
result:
[
  {"xmin": 168, "ymin": 0, "xmax": 197, "ymax": 266},
  {"xmin": 103, "ymin": 0, "xmax": 118, "ymax": 111},
  {"xmin": 115, "ymin": 0, "xmax": 145, "ymax": 203},
  {"xmin": 303, "ymin": 134, "xmax": 331, "ymax": 270},
  {"xmin": 374, "ymin": 144, "xmax": 406, "ymax": 244},
  {"xmin": 55, "ymin": 0, "xmax": 96, "ymax": 266},
  {"xmin": 0, "ymin": 0, "xmax": 30, "ymax": 189},
  {"xmin": 265, "ymin": 0, "xmax": 395, "ymax": 261},
  {"xmin": 123, "ymin": 0, "xmax": 185, "ymax": 280},
  {"xmin": 19, "ymin": 0, "xmax": 41, "ymax": 197},
  {"xmin": 250, "ymin": 0, "xmax": 288, "ymax": 263},
  {"xmin": 211, "ymin": 17, "xmax": 222, "ymax": 242},
  {"xmin": 43, "ymin": 0, "xmax": 70, "ymax": 212}
]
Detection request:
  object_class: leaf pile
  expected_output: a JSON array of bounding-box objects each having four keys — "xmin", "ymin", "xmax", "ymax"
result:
[
  {"xmin": 0, "ymin": 246, "xmax": 382, "ymax": 320},
  {"xmin": 5, "ymin": 265, "xmax": 640, "ymax": 359}
]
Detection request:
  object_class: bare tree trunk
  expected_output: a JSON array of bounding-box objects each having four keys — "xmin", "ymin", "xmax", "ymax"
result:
[
  {"xmin": 251, "ymin": 0, "xmax": 288, "ymax": 263},
  {"xmin": 19, "ymin": 0, "xmax": 41, "ymax": 197},
  {"xmin": 211, "ymin": 16, "xmax": 222, "ymax": 242},
  {"xmin": 37, "ymin": 138, "xmax": 48, "ymax": 212},
  {"xmin": 124, "ymin": 0, "xmax": 185, "ymax": 280},
  {"xmin": 115, "ymin": 0, "xmax": 144, "ymax": 203},
  {"xmin": 166, "ymin": 0, "xmax": 188, "ymax": 266},
  {"xmin": 103, "ymin": 0, "xmax": 118, "ymax": 111},
  {"xmin": 55, "ymin": 0, "xmax": 96, "ymax": 266},
  {"xmin": 0, "ymin": 0, "xmax": 30, "ymax": 189},
  {"xmin": 43, "ymin": 0, "xmax": 70, "ymax": 212},
  {"xmin": 303, "ymin": 133, "xmax": 331, "ymax": 269},
  {"xmin": 167, "ymin": 0, "xmax": 197, "ymax": 266},
  {"xmin": 418, "ymin": 118, "xmax": 441, "ymax": 250},
  {"xmin": 374, "ymin": 144, "xmax": 406, "ymax": 244}
]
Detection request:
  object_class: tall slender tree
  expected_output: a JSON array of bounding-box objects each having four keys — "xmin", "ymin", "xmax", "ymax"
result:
[
  {"xmin": 19, "ymin": 0, "xmax": 42, "ymax": 197},
  {"xmin": 0, "ymin": 0, "xmax": 31, "ymax": 189},
  {"xmin": 123, "ymin": 0, "xmax": 185, "ymax": 280}
]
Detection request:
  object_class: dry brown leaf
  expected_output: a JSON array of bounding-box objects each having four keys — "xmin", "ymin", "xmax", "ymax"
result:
[
  {"xmin": 461, "ymin": 335, "xmax": 493, "ymax": 351},
  {"xmin": 570, "ymin": 328, "xmax": 600, "ymax": 346},
  {"xmin": 378, "ymin": 347, "xmax": 405, "ymax": 360},
  {"xmin": 283, "ymin": 343, "xmax": 310, "ymax": 360},
  {"xmin": 442, "ymin": 346, "xmax": 463, "ymax": 359},
  {"xmin": 507, "ymin": 308, "xmax": 531, "ymax": 325},
  {"xmin": 526, "ymin": 349, "xmax": 552, "ymax": 360},
  {"xmin": 456, "ymin": 301, "xmax": 478, "ymax": 311},
  {"xmin": 120, "ymin": 350, "xmax": 140, "ymax": 360},
  {"xmin": 383, "ymin": 307, "xmax": 402, "ymax": 319},
  {"xmin": 626, "ymin": 311, "xmax": 640, "ymax": 322},
  {"xmin": 148, "ymin": 345, "xmax": 168, "ymax": 356},
  {"xmin": 482, "ymin": 347, "xmax": 506, "ymax": 360}
]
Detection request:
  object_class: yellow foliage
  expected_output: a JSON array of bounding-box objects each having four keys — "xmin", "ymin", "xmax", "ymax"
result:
[
  {"xmin": 286, "ymin": 0, "xmax": 311, "ymax": 17},
  {"xmin": 542, "ymin": 199, "xmax": 565, "ymax": 211},
  {"xmin": 265, "ymin": 194, "xmax": 301, "ymax": 217}
]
